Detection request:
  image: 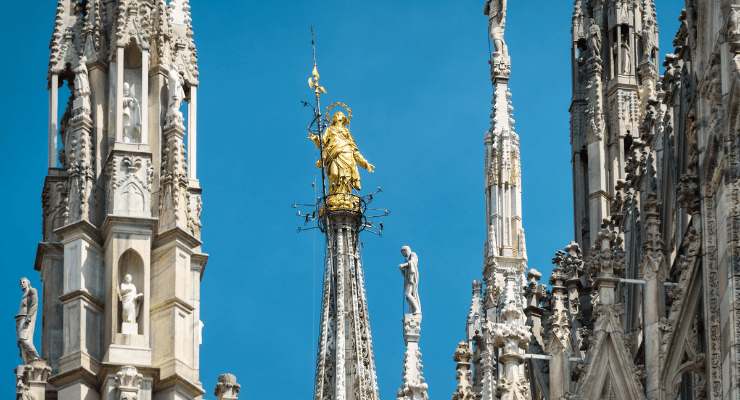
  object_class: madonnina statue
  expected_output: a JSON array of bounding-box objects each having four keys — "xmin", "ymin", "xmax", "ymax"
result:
[
  {"xmin": 399, "ymin": 246, "xmax": 421, "ymax": 315},
  {"xmin": 16, "ymin": 278, "xmax": 40, "ymax": 364},
  {"xmin": 308, "ymin": 111, "xmax": 374, "ymax": 208}
]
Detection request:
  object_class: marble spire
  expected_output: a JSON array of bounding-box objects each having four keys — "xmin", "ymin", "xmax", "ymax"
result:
[
  {"xmin": 478, "ymin": 1, "xmax": 533, "ymax": 398},
  {"xmin": 397, "ymin": 246, "xmax": 429, "ymax": 400},
  {"xmin": 483, "ymin": 2, "xmax": 526, "ymax": 264}
]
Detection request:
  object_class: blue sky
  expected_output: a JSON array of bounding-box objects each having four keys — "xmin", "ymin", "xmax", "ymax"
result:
[{"xmin": 0, "ymin": 1, "xmax": 682, "ymax": 398}]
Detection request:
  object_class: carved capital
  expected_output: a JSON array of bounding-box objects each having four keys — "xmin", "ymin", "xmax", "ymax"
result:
[
  {"xmin": 403, "ymin": 313, "xmax": 422, "ymax": 341},
  {"xmin": 215, "ymin": 373, "xmax": 241, "ymax": 400},
  {"xmin": 115, "ymin": 366, "xmax": 143, "ymax": 400}
]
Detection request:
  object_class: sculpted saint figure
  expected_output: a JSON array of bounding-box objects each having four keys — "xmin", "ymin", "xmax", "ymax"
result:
[
  {"xmin": 308, "ymin": 111, "xmax": 374, "ymax": 201},
  {"xmin": 73, "ymin": 56, "xmax": 91, "ymax": 111},
  {"xmin": 166, "ymin": 64, "xmax": 185, "ymax": 124},
  {"xmin": 589, "ymin": 20, "xmax": 602, "ymax": 60},
  {"xmin": 483, "ymin": 0, "xmax": 508, "ymax": 57},
  {"xmin": 122, "ymin": 82, "xmax": 142, "ymax": 143},
  {"xmin": 621, "ymin": 42, "xmax": 631, "ymax": 74},
  {"xmin": 399, "ymin": 246, "xmax": 421, "ymax": 315},
  {"xmin": 119, "ymin": 274, "xmax": 143, "ymax": 325},
  {"xmin": 16, "ymin": 278, "xmax": 40, "ymax": 364}
]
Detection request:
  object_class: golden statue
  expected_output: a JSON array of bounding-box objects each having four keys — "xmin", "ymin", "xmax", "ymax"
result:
[{"xmin": 308, "ymin": 110, "xmax": 375, "ymax": 210}]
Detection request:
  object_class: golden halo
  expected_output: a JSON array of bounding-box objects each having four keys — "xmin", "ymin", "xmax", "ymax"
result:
[{"xmin": 326, "ymin": 102, "xmax": 353, "ymax": 124}]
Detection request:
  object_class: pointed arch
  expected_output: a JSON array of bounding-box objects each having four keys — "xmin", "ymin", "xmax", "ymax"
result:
[{"xmin": 573, "ymin": 308, "xmax": 646, "ymax": 400}]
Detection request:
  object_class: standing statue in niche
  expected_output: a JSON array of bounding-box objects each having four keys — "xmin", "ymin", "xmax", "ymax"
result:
[
  {"xmin": 119, "ymin": 274, "xmax": 143, "ymax": 334},
  {"xmin": 73, "ymin": 55, "xmax": 91, "ymax": 113},
  {"xmin": 308, "ymin": 110, "xmax": 374, "ymax": 210},
  {"xmin": 588, "ymin": 19, "xmax": 602, "ymax": 61},
  {"xmin": 399, "ymin": 246, "xmax": 421, "ymax": 315},
  {"xmin": 484, "ymin": 0, "xmax": 508, "ymax": 58},
  {"xmin": 621, "ymin": 41, "xmax": 631, "ymax": 74},
  {"xmin": 122, "ymin": 82, "xmax": 142, "ymax": 143},
  {"xmin": 16, "ymin": 278, "xmax": 40, "ymax": 364},
  {"xmin": 166, "ymin": 64, "xmax": 185, "ymax": 125}
]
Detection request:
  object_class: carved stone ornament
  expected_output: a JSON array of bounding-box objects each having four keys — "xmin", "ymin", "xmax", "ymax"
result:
[
  {"xmin": 115, "ymin": 365, "xmax": 143, "ymax": 400},
  {"xmin": 215, "ymin": 373, "xmax": 241, "ymax": 400},
  {"xmin": 452, "ymin": 341, "xmax": 475, "ymax": 400}
]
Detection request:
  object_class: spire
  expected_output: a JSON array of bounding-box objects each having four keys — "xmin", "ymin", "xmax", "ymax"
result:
[
  {"xmin": 307, "ymin": 54, "xmax": 380, "ymax": 400},
  {"xmin": 476, "ymin": 3, "xmax": 533, "ymax": 399},
  {"xmin": 397, "ymin": 314, "xmax": 429, "ymax": 400},
  {"xmin": 466, "ymin": 280, "xmax": 483, "ymax": 342},
  {"xmin": 484, "ymin": 0, "xmax": 526, "ymax": 261},
  {"xmin": 396, "ymin": 246, "xmax": 428, "ymax": 400},
  {"xmin": 490, "ymin": 269, "xmax": 531, "ymax": 400},
  {"xmin": 451, "ymin": 342, "xmax": 476, "ymax": 400}
]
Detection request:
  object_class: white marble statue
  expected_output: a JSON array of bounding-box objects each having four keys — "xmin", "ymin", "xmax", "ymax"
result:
[
  {"xmin": 122, "ymin": 82, "xmax": 142, "ymax": 143},
  {"xmin": 166, "ymin": 64, "xmax": 185, "ymax": 124},
  {"xmin": 589, "ymin": 19, "xmax": 602, "ymax": 60},
  {"xmin": 119, "ymin": 274, "xmax": 143, "ymax": 328},
  {"xmin": 484, "ymin": 0, "xmax": 508, "ymax": 57},
  {"xmin": 73, "ymin": 56, "xmax": 91, "ymax": 112},
  {"xmin": 621, "ymin": 42, "xmax": 631, "ymax": 73},
  {"xmin": 399, "ymin": 245, "xmax": 421, "ymax": 315},
  {"xmin": 16, "ymin": 278, "xmax": 40, "ymax": 364}
]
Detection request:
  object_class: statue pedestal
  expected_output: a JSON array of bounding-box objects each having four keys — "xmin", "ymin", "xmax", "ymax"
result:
[
  {"xmin": 398, "ymin": 313, "xmax": 428, "ymax": 400},
  {"xmin": 215, "ymin": 373, "xmax": 241, "ymax": 400},
  {"xmin": 121, "ymin": 322, "xmax": 138, "ymax": 335},
  {"xmin": 16, "ymin": 359, "xmax": 51, "ymax": 400},
  {"xmin": 403, "ymin": 314, "xmax": 422, "ymax": 342}
]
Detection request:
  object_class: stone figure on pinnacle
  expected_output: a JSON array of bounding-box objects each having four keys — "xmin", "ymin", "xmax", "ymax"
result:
[
  {"xmin": 399, "ymin": 245, "xmax": 421, "ymax": 315},
  {"xmin": 484, "ymin": 0, "xmax": 508, "ymax": 58},
  {"xmin": 16, "ymin": 278, "xmax": 40, "ymax": 364}
]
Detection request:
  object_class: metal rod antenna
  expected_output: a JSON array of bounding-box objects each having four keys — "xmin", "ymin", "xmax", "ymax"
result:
[
  {"xmin": 310, "ymin": 26, "xmax": 328, "ymax": 202},
  {"xmin": 311, "ymin": 26, "xmax": 318, "ymax": 67}
]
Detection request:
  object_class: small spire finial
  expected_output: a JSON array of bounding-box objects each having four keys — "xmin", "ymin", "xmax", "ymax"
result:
[{"xmin": 308, "ymin": 27, "xmax": 326, "ymax": 95}]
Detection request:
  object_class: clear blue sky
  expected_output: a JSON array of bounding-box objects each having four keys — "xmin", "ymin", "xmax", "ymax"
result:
[{"xmin": 0, "ymin": 1, "xmax": 682, "ymax": 398}]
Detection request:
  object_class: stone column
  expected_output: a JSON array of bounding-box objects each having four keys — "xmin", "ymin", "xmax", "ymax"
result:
[
  {"xmin": 585, "ymin": 40, "xmax": 609, "ymax": 248},
  {"xmin": 49, "ymin": 73, "xmax": 59, "ymax": 169},
  {"xmin": 66, "ymin": 77, "xmax": 95, "ymax": 223},
  {"xmin": 397, "ymin": 314, "xmax": 429, "ymax": 400},
  {"xmin": 641, "ymin": 196, "xmax": 664, "ymax": 400},
  {"xmin": 115, "ymin": 47, "xmax": 124, "ymax": 143},
  {"xmin": 140, "ymin": 50, "xmax": 149, "ymax": 146},
  {"xmin": 158, "ymin": 119, "xmax": 189, "ymax": 232},
  {"xmin": 214, "ymin": 373, "xmax": 240, "ymax": 400},
  {"xmin": 187, "ymin": 86, "xmax": 198, "ymax": 180},
  {"xmin": 547, "ymin": 262, "xmax": 571, "ymax": 400}
]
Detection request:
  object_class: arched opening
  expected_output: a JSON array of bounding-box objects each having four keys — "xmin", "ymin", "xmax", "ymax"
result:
[
  {"xmin": 117, "ymin": 249, "xmax": 145, "ymax": 335},
  {"xmin": 122, "ymin": 40, "xmax": 144, "ymax": 144}
]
